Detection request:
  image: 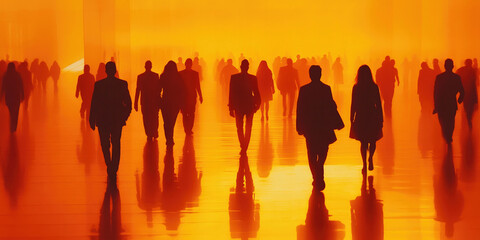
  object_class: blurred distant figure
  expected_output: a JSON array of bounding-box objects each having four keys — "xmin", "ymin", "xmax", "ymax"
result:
[
  {"xmin": 76, "ymin": 65, "xmax": 95, "ymax": 119},
  {"xmin": 376, "ymin": 57, "xmax": 399, "ymax": 117},
  {"xmin": 332, "ymin": 57, "xmax": 344, "ymax": 93},
  {"xmin": 192, "ymin": 57, "xmax": 203, "ymax": 82},
  {"xmin": 297, "ymin": 65, "xmax": 344, "ymax": 191},
  {"xmin": 350, "ymin": 176, "xmax": 384, "ymax": 240},
  {"xmin": 296, "ymin": 58, "xmax": 310, "ymax": 87},
  {"xmin": 417, "ymin": 62, "xmax": 436, "ymax": 113},
  {"xmin": 1, "ymin": 63, "xmax": 24, "ymax": 132},
  {"xmin": 30, "ymin": 58, "xmax": 39, "ymax": 86},
  {"xmin": 433, "ymin": 58, "xmax": 442, "ymax": 76},
  {"xmin": 350, "ymin": 65, "xmax": 383, "ymax": 173},
  {"xmin": 176, "ymin": 57, "xmax": 185, "ymax": 71},
  {"xmin": 220, "ymin": 59, "xmax": 239, "ymax": 96},
  {"xmin": 0, "ymin": 60, "xmax": 7, "ymax": 87},
  {"xmin": 50, "ymin": 61, "xmax": 60, "ymax": 92},
  {"xmin": 37, "ymin": 61, "xmax": 50, "ymax": 93},
  {"xmin": 456, "ymin": 59, "xmax": 478, "ymax": 129},
  {"xmin": 159, "ymin": 61, "xmax": 185, "ymax": 147},
  {"xmin": 319, "ymin": 55, "xmax": 331, "ymax": 83},
  {"xmin": 134, "ymin": 60, "xmax": 161, "ymax": 140},
  {"xmin": 433, "ymin": 59, "xmax": 464, "ymax": 144},
  {"xmin": 277, "ymin": 58, "xmax": 300, "ymax": 117},
  {"xmin": 90, "ymin": 61, "xmax": 132, "ymax": 178},
  {"xmin": 256, "ymin": 61, "xmax": 275, "ymax": 121},
  {"xmin": 96, "ymin": 63, "xmax": 107, "ymax": 82},
  {"xmin": 18, "ymin": 61, "xmax": 33, "ymax": 110},
  {"xmin": 215, "ymin": 58, "xmax": 226, "ymax": 84},
  {"xmin": 229, "ymin": 60, "xmax": 261, "ymax": 155},
  {"xmin": 273, "ymin": 56, "xmax": 281, "ymax": 78},
  {"xmin": 179, "ymin": 58, "xmax": 203, "ymax": 135}
]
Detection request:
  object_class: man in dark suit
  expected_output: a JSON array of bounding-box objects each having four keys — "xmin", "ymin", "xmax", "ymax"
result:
[
  {"xmin": 134, "ymin": 60, "xmax": 160, "ymax": 140},
  {"xmin": 90, "ymin": 61, "xmax": 132, "ymax": 178},
  {"xmin": 297, "ymin": 65, "xmax": 343, "ymax": 191},
  {"xmin": 179, "ymin": 58, "xmax": 203, "ymax": 135},
  {"xmin": 229, "ymin": 59, "xmax": 261, "ymax": 155},
  {"xmin": 433, "ymin": 59, "xmax": 464, "ymax": 143}
]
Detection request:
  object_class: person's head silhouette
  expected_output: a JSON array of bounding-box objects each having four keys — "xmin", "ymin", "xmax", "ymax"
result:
[
  {"xmin": 309, "ymin": 65, "xmax": 322, "ymax": 82},
  {"xmin": 105, "ymin": 61, "xmax": 117, "ymax": 77},
  {"xmin": 421, "ymin": 62, "xmax": 428, "ymax": 70},
  {"xmin": 145, "ymin": 60, "xmax": 152, "ymax": 71},
  {"xmin": 84, "ymin": 64, "xmax": 90, "ymax": 73},
  {"xmin": 465, "ymin": 59, "xmax": 473, "ymax": 67},
  {"xmin": 287, "ymin": 58, "xmax": 293, "ymax": 67},
  {"xmin": 178, "ymin": 57, "xmax": 183, "ymax": 63},
  {"xmin": 227, "ymin": 59, "xmax": 233, "ymax": 65},
  {"xmin": 240, "ymin": 59, "xmax": 249, "ymax": 73},
  {"xmin": 356, "ymin": 65, "xmax": 374, "ymax": 85},
  {"xmin": 7, "ymin": 62, "xmax": 15, "ymax": 72},
  {"xmin": 185, "ymin": 58, "xmax": 193, "ymax": 70},
  {"xmin": 444, "ymin": 59, "xmax": 454, "ymax": 72}
]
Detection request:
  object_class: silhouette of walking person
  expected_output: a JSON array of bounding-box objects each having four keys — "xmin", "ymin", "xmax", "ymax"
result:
[
  {"xmin": 89, "ymin": 61, "xmax": 132, "ymax": 178},
  {"xmin": 179, "ymin": 58, "xmax": 203, "ymax": 135},
  {"xmin": 376, "ymin": 57, "xmax": 399, "ymax": 118},
  {"xmin": 332, "ymin": 57, "xmax": 344, "ymax": 94},
  {"xmin": 159, "ymin": 61, "xmax": 185, "ymax": 147},
  {"xmin": 417, "ymin": 62, "xmax": 435, "ymax": 113},
  {"xmin": 220, "ymin": 59, "xmax": 239, "ymax": 98},
  {"xmin": 350, "ymin": 65, "xmax": 383, "ymax": 174},
  {"xmin": 76, "ymin": 65, "xmax": 95, "ymax": 119},
  {"xmin": 37, "ymin": 61, "xmax": 50, "ymax": 94},
  {"xmin": 50, "ymin": 61, "xmax": 60, "ymax": 93},
  {"xmin": 229, "ymin": 59, "xmax": 261, "ymax": 155},
  {"xmin": 1, "ymin": 63, "xmax": 24, "ymax": 133},
  {"xmin": 277, "ymin": 58, "xmax": 299, "ymax": 117},
  {"xmin": 297, "ymin": 65, "xmax": 344, "ymax": 191},
  {"xmin": 456, "ymin": 59, "xmax": 478, "ymax": 129},
  {"xmin": 256, "ymin": 60, "xmax": 275, "ymax": 121},
  {"xmin": 134, "ymin": 60, "xmax": 161, "ymax": 140},
  {"xmin": 433, "ymin": 59, "xmax": 464, "ymax": 144},
  {"xmin": 17, "ymin": 61, "xmax": 33, "ymax": 110}
]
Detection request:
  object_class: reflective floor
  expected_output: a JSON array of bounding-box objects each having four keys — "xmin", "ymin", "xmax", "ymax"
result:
[{"xmin": 0, "ymin": 72, "xmax": 479, "ymax": 240}]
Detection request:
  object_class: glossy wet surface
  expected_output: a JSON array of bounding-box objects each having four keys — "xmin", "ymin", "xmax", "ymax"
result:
[{"xmin": 0, "ymin": 72, "xmax": 479, "ymax": 239}]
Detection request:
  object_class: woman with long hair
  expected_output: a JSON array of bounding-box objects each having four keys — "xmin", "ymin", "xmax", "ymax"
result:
[
  {"xmin": 256, "ymin": 61, "xmax": 275, "ymax": 121},
  {"xmin": 350, "ymin": 65, "xmax": 383, "ymax": 173},
  {"xmin": 1, "ymin": 62, "xmax": 24, "ymax": 132},
  {"xmin": 159, "ymin": 61, "xmax": 185, "ymax": 147}
]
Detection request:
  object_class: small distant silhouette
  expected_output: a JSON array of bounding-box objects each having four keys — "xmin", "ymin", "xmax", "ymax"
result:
[
  {"xmin": 376, "ymin": 56, "xmax": 399, "ymax": 117},
  {"xmin": 89, "ymin": 61, "xmax": 132, "ymax": 178},
  {"xmin": 96, "ymin": 63, "xmax": 107, "ymax": 82},
  {"xmin": 433, "ymin": 59, "xmax": 464, "ymax": 143},
  {"xmin": 433, "ymin": 58, "xmax": 442, "ymax": 76},
  {"xmin": 297, "ymin": 65, "xmax": 344, "ymax": 191},
  {"xmin": 159, "ymin": 61, "xmax": 185, "ymax": 147},
  {"xmin": 76, "ymin": 65, "xmax": 95, "ymax": 119},
  {"xmin": 176, "ymin": 57, "xmax": 185, "ymax": 71},
  {"xmin": 332, "ymin": 57, "xmax": 344, "ymax": 93},
  {"xmin": 350, "ymin": 65, "xmax": 383, "ymax": 174},
  {"xmin": 277, "ymin": 58, "xmax": 300, "ymax": 117},
  {"xmin": 256, "ymin": 60, "xmax": 275, "ymax": 121},
  {"xmin": 319, "ymin": 54, "xmax": 331, "ymax": 83},
  {"xmin": 192, "ymin": 57, "xmax": 203, "ymax": 82},
  {"xmin": 220, "ymin": 59, "xmax": 239, "ymax": 97},
  {"xmin": 50, "ymin": 61, "xmax": 60, "ymax": 93},
  {"xmin": 350, "ymin": 175, "xmax": 384, "ymax": 240},
  {"xmin": 29, "ymin": 59, "xmax": 39, "ymax": 86},
  {"xmin": 417, "ymin": 62, "xmax": 436, "ymax": 113},
  {"xmin": 296, "ymin": 191, "xmax": 345, "ymax": 240},
  {"xmin": 17, "ymin": 61, "xmax": 33, "ymax": 110},
  {"xmin": 229, "ymin": 60, "xmax": 261, "ymax": 155},
  {"xmin": 179, "ymin": 58, "xmax": 203, "ymax": 135},
  {"xmin": 37, "ymin": 61, "xmax": 50, "ymax": 93},
  {"xmin": 134, "ymin": 60, "xmax": 161, "ymax": 140},
  {"xmin": 1, "ymin": 63, "xmax": 24, "ymax": 132},
  {"xmin": 455, "ymin": 59, "xmax": 478, "ymax": 129}
]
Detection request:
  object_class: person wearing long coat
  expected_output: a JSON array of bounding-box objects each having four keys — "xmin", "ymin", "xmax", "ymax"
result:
[{"xmin": 1, "ymin": 62, "xmax": 24, "ymax": 132}]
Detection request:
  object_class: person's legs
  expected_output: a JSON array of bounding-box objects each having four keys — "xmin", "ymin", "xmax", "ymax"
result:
[
  {"xmin": 306, "ymin": 137, "xmax": 319, "ymax": 184},
  {"xmin": 265, "ymin": 101, "xmax": 270, "ymax": 120},
  {"xmin": 142, "ymin": 107, "xmax": 151, "ymax": 138},
  {"xmin": 260, "ymin": 102, "xmax": 265, "ymax": 120},
  {"xmin": 360, "ymin": 141, "xmax": 368, "ymax": 173},
  {"xmin": 110, "ymin": 126, "xmax": 123, "ymax": 175},
  {"xmin": 438, "ymin": 111, "xmax": 455, "ymax": 143},
  {"xmin": 7, "ymin": 103, "xmax": 20, "ymax": 132},
  {"xmin": 316, "ymin": 143, "xmax": 329, "ymax": 190},
  {"xmin": 243, "ymin": 113, "xmax": 254, "ymax": 152},
  {"xmin": 80, "ymin": 101, "xmax": 86, "ymax": 118},
  {"xmin": 98, "ymin": 127, "xmax": 112, "ymax": 171},
  {"xmin": 368, "ymin": 141, "xmax": 376, "ymax": 170},
  {"xmin": 288, "ymin": 91, "xmax": 296, "ymax": 117},
  {"xmin": 162, "ymin": 106, "xmax": 178, "ymax": 146},
  {"xmin": 235, "ymin": 112, "xmax": 245, "ymax": 152},
  {"xmin": 282, "ymin": 94, "xmax": 287, "ymax": 116}
]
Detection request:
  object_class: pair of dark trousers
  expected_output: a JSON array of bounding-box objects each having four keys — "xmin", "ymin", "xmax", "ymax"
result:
[
  {"xmin": 98, "ymin": 126, "xmax": 123, "ymax": 175},
  {"xmin": 305, "ymin": 137, "xmax": 329, "ymax": 183},
  {"xmin": 7, "ymin": 103, "xmax": 20, "ymax": 133},
  {"xmin": 161, "ymin": 105, "xmax": 180, "ymax": 145},
  {"xmin": 142, "ymin": 106, "xmax": 159, "ymax": 138},
  {"xmin": 437, "ymin": 111, "xmax": 456, "ymax": 143}
]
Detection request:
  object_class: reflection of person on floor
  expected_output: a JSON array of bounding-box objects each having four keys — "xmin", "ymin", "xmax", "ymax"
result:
[
  {"xmin": 433, "ymin": 59, "xmax": 464, "ymax": 144},
  {"xmin": 350, "ymin": 175, "xmax": 384, "ymax": 240},
  {"xmin": 178, "ymin": 135, "xmax": 202, "ymax": 205},
  {"xmin": 236, "ymin": 154, "xmax": 254, "ymax": 194},
  {"xmin": 1, "ymin": 62, "xmax": 24, "ymax": 133},
  {"xmin": 229, "ymin": 60, "xmax": 261, "ymax": 155},
  {"xmin": 297, "ymin": 65, "xmax": 343, "ymax": 191},
  {"xmin": 179, "ymin": 58, "xmax": 203, "ymax": 135},
  {"xmin": 98, "ymin": 180, "xmax": 123, "ymax": 240},
  {"xmin": 76, "ymin": 64, "xmax": 95, "ymax": 119},
  {"xmin": 297, "ymin": 191, "xmax": 345, "ymax": 240},
  {"xmin": 162, "ymin": 148, "xmax": 185, "ymax": 230},
  {"xmin": 90, "ymin": 61, "xmax": 132, "ymax": 178},
  {"xmin": 134, "ymin": 60, "xmax": 161, "ymax": 140},
  {"xmin": 434, "ymin": 146, "xmax": 464, "ymax": 238}
]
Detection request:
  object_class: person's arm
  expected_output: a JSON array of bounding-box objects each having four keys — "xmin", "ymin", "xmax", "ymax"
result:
[
  {"xmin": 75, "ymin": 76, "xmax": 81, "ymax": 98},
  {"xmin": 395, "ymin": 69, "xmax": 400, "ymax": 86},
  {"xmin": 123, "ymin": 82, "xmax": 133, "ymax": 122},
  {"xmin": 433, "ymin": 76, "xmax": 439, "ymax": 114},
  {"xmin": 252, "ymin": 76, "xmax": 261, "ymax": 110},
  {"xmin": 196, "ymin": 72, "xmax": 203, "ymax": 103},
  {"xmin": 375, "ymin": 85, "xmax": 384, "ymax": 123},
  {"xmin": 457, "ymin": 75, "xmax": 465, "ymax": 104},
  {"xmin": 417, "ymin": 71, "xmax": 421, "ymax": 95},
  {"xmin": 296, "ymin": 87, "xmax": 305, "ymax": 135},
  {"xmin": 294, "ymin": 69, "xmax": 300, "ymax": 88},
  {"xmin": 228, "ymin": 76, "xmax": 235, "ymax": 117},
  {"xmin": 350, "ymin": 86, "xmax": 356, "ymax": 123},
  {"xmin": 89, "ymin": 83, "xmax": 98, "ymax": 130},
  {"xmin": 134, "ymin": 76, "xmax": 140, "ymax": 112},
  {"xmin": 269, "ymin": 71, "xmax": 275, "ymax": 94},
  {"xmin": 18, "ymin": 74, "xmax": 24, "ymax": 102}
]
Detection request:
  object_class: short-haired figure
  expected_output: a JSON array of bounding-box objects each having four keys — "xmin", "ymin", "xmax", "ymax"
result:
[
  {"xmin": 90, "ymin": 61, "xmax": 132, "ymax": 178},
  {"xmin": 229, "ymin": 59, "xmax": 261, "ymax": 155},
  {"xmin": 76, "ymin": 64, "xmax": 95, "ymax": 119},
  {"xmin": 277, "ymin": 58, "xmax": 300, "ymax": 117},
  {"xmin": 455, "ymin": 59, "xmax": 477, "ymax": 129},
  {"xmin": 50, "ymin": 61, "xmax": 61, "ymax": 93},
  {"xmin": 18, "ymin": 61, "xmax": 33, "ymax": 110},
  {"xmin": 350, "ymin": 65, "xmax": 383, "ymax": 174},
  {"xmin": 159, "ymin": 61, "xmax": 185, "ymax": 147},
  {"xmin": 297, "ymin": 65, "xmax": 343, "ymax": 191},
  {"xmin": 1, "ymin": 62, "xmax": 24, "ymax": 132},
  {"xmin": 434, "ymin": 59, "xmax": 464, "ymax": 143},
  {"xmin": 417, "ymin": 62, "xmax": 436, "ymax": 113},
  {"xmin": 134, "ymin": 60, "xmax": 161, "ymax": 140},
  {"xmin": 179, "ymin": 58, "xmax": 203, "ymax": 135}
]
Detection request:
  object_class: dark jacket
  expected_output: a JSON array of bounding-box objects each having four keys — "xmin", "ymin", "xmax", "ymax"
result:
[
  {"xmin": 229, "ymin": 72, "xmax": 261, "ymax": 114},
  {"xmin": 434, "ymin": 72, "xmax": 464, "ymax": 114},
  {"xmin": 90, "ymin": 77, "xmax": 132, "ymax": 128}
]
